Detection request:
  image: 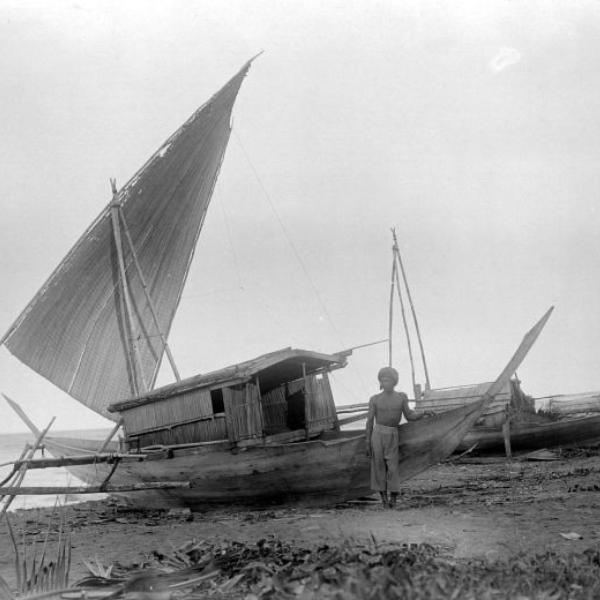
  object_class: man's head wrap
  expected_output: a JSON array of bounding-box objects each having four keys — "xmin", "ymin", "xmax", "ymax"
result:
[{"xmin": 377, "ymin": 367, "xmax": 399, "ymax": 386}]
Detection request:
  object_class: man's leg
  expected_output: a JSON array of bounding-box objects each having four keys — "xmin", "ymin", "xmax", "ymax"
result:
[
  {"xmin": 371, "ymin": 430, "xmax": 388, "ymax": 506},
  {"xmin": 383, "ymin": 430, "xmax": 401, "ymax": 508}
]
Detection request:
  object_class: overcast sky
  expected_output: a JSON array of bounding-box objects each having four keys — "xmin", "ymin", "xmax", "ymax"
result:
[{"xmin": 1, "ymin": 0, "xmax": 599, "ymax": 433}]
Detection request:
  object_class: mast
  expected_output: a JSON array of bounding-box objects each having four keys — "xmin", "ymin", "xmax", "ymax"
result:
[
  {"xmin": 117, "ymin": 198, "xmax": 181, "ymax": 383},
  {"xmin": 387, "ymin": 229, "xmax": 431, "ymax": 398},
  {"xmin": 393, "ymin": 247, "xmax": 417, "ymax": 396},
  {"xmin": 387, "ymin": 250, "xmax": 396, "ymax": 367},
  {"xmin": 391, "ymin": 229, "xmax": 431, "ymax": 392},
  {"xmin": 109, "ymin": 179, "xmax": 146, "ymax": 396}
]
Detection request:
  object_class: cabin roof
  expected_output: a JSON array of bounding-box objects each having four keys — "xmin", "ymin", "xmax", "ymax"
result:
[{"xmin": 108, "ymin": 347, "xmax": 348, "ymax": 412}]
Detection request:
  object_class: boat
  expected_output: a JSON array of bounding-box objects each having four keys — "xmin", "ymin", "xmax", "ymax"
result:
[
  {"xmin": 0, "ymin": 58, "xmax": 552, "ymax": 508},
  {"xmin": 536, "ymin": 391, "xmax": 600, "ymax": 416},
  {"xmin": 417, "ymin": 379, "xmax": 600, "ymax": 453},
  {"xmin": 457, "ymin": 413, "xmax": 600, "ymax": 453},
  {"xmin": 384, "ymin": 231, "xmax": 600, "ymax": 455}
]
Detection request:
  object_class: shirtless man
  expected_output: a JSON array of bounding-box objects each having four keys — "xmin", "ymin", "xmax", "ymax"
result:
[{"xmin": 365, "ymin": 366, "xmax": 434, "ymax": 508}]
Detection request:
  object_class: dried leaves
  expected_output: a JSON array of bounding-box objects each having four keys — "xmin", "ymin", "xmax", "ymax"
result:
[
  {"xmin": 73, "ymin": 538, "xmax": 600, "ymax": 600},
  {"xmin": 4, "ymin": 531, "xmax": 600, "ymax": 599}
]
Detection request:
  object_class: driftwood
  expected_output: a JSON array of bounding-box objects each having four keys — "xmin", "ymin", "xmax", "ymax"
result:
[{"xmin": 0, "ymin": 481, "xmax": 191, "ymax": 495}]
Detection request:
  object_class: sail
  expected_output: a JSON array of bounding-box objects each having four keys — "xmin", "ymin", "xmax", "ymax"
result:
[{"xmin": 1, "ymin": 60, "xmax": 253, "ymax": 420}]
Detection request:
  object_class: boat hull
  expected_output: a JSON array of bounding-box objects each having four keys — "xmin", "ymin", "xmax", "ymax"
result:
[
  {"xmin": 41, "ymin": 400, "xmax": 484, "ymax": 509},
  {"xmin": 458, "ymin": 414, "xmax": 600, "ymax": 452}
]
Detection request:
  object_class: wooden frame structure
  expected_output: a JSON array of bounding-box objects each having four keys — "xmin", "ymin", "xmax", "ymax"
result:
[{"xmin": 108, "ymin": 348, "xmax": 345, "ymax": 450}]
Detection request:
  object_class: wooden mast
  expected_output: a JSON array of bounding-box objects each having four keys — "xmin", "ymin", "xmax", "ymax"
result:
[
  {"xmin": 387, "ymin": 247, "xmax": 396, "ymax": 367},
  {"xmin": 110, "ymin": 179, "xmax": 146, "ymax": 396},
  {"xmin": 392, "ymin": 243, "xmax": 418, "ymax": 398},
  {"xmin": 117, "ymin": 208, "xmax": 182, "ymax": 384},
  {"xmin": 391, "ymin": 229, "xmax": 431, "ymax": 392}
]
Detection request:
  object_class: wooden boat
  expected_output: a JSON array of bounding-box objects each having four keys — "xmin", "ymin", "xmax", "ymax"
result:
[
  {"xmin": 0, "ymin": 58, "xmax": 552, "ymax": 507},
  {"xmin": 536, "ymin": 391, "xmax": 600, "ymax": 416},
  {"xmin": 385, "ymin": 233, "xmax": 600, "ymax": 455},
  {"xmin": 456, "ymin": 412, "xmax": 600, "ymax": 453},
  {"xmin": 414, "ymin": 377, "xmax": 600, "ymax": 453},
  {"xmin": 17, "ymin": 394, "xmax": 486, "ymax": 508}
]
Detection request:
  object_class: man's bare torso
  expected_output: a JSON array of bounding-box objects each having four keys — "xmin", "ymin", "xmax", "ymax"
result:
[{"xmin": 371, "ymin": 391, "xmax": 409, "ymax": 427}]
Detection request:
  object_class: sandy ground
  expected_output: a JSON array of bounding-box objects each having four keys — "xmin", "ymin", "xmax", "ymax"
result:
[{"xmin": 1, "ymin": 452, "xmax": 600, "ymax": 587}]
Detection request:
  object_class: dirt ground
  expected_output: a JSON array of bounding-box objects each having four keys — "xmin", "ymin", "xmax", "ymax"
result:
[{"xmin": 1, "ymin": 451, "xmax": 600, "ymax": 587}]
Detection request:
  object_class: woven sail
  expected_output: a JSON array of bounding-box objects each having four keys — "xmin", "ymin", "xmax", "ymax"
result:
[{"xmin": 2, "ymin": 60, "xmax": 253, "ymax": 420}]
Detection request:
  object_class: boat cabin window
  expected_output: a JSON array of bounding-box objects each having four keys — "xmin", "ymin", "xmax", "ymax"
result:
[{"xmin": 210, "ymin": 388, "xmax": 224, "ymax": 414}]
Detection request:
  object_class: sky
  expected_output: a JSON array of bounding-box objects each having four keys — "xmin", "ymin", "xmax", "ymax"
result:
[{"xmin": 1, "ymin": 0, "xmax": 599, "ymax": 433}]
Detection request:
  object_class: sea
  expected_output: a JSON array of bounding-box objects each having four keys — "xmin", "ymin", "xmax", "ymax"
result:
[{"xmin": 0, "ymin": 428, "xmax": 111, "ymax": 511}]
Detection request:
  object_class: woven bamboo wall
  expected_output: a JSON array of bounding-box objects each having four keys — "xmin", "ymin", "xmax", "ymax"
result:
[
  {"xmin": 305, "ymin": 372, "xmax": 338, "ymax": 434},
  {"xmin": 121, "ymin": 387, "xmax": 228, "ymax": 446},
  {"xmin": 261, "ymin": 385, "xmax": 288, "ymax": 434},
  {"xmin": 127, "ymin": 416, "xmax": 228, "ymax": 448},
  {"xmin": 223, "ymin": 383, "xmax": 263, "ymax": 442}
]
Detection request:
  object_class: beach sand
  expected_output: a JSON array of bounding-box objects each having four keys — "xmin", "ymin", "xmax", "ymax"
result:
[{"xmin": 1, "ymin": 451, "xmax": 599, "ymax": 589}]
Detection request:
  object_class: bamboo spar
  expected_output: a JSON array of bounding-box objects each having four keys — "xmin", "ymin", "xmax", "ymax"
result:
[
  {"xmin": 393, "ymin": 248, "xmax": 417, "ymax": 397},
  {"xmin": 1, "ymin": 417, "xmax": 56, "ymax": 517},
  {"xmin": 391, "ymin": 229, "xmax": 431, "ymax": 390},
  {"xmin": 388, "ymin": 248, "xmax": 396, "ymax": 367},
  {"xmin": 0, "ymin": 481, "xmax": 191, "ymax": 496},
  {"xmin": 109, "ymin": 179, "xmax": 146, "ymax": 396},
  {"xmin": 118, "ymin": 207, "xmax": 181, "ymax": 384}
]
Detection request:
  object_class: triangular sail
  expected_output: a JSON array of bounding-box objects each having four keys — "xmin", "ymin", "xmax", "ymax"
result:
[{"xmin": 2, "ymin": 60, "xmax": 253, "ymax": 420}]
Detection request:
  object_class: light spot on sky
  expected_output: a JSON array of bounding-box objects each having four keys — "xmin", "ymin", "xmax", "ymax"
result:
[{"xmin": 489, "ymin": 47, "xmax": 522, "ymax": 73}]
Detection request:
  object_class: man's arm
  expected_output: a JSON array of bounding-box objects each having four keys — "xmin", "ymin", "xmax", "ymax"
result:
[
  {"xmin": 401, "ymin": 393, "xmax": 428, "ymax": 421},
  {"xmin": 365, "ymin": 396, "xmax": 376, "ymax": 457}
]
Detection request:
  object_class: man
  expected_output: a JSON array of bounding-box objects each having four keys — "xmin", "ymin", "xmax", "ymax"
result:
[{"xmin": 365, "ymin": 366, "xmax": 434, "ymax": 508}]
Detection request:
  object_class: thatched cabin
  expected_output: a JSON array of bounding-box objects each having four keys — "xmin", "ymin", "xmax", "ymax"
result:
[{"xmin": 108, "ymin": 348, "xmax": 347, "ymax": 450}]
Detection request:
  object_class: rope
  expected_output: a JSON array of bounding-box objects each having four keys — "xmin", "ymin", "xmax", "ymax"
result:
[
  {"xmin": 217, "ymin": 187, "xmax": 244, "ymax": 290},
  {"xmin": 233, "ymin": 132, "xmax": 344, "ymax": 345},
  {"xmin": 233, "ymin": 131, "xmax": 371, "ymax": 396}
]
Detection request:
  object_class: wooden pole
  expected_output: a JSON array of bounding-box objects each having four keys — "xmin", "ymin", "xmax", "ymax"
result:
[
  {"xmin": 480, "ymin": 307, "xmax": 554, "ymax": 406},
  {"xmin": 337, "ymin": 412, "xmax": 369, "ymax": 426},
  {"xmin": 502, "ymin": 418, "xmax": 512, "ymax": 459},
  {"xmin": 388, "ymin": 241, "xmax": 397, "ymax": 368},
  {"xmin": 3, "ymin": 394, "xmax": 41, "ymax": 437},
  {"xmin": 12, "ymin": 453, "xmax": 148, "ymax": 470},
  {"xmin": 393, "ymin": 254, "xmax": 418, "ymax": 398},
  {"xmin": 1, "ymin": 417, "xmax": 56, "ymax": 517},
  {"xmin": 110, "ymin": 179, "xmax": 146, "ymax": 396},
  {"xmin": 391, "ymin": 229, "xmax": 431, "ymax": 390},
  {"xmin": 118, "ymin": 208, "xmax": 182, "ymax": 384},
  {"xmin": 302, "ymin": 363, "xmax": 310, "ymax": 440},
  {"xmin": 0, "ymin": 481, "xmax": 191, "ymax": 496},
  {"xmin": 98, "ymin": 418, "xmax": 123, "ymax": 454},
  {"xmin": 336, "ymin": 402, "xmax": 369, "ymax": 413},
  {"xmin": 335, "ymin": 338, "xmax": 389, "ymax": 356}
]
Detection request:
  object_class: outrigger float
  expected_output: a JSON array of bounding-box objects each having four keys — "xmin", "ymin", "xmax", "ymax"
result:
[{"xmin": 0, "ymin": 58, "xmax": 552, "ymax": 509}]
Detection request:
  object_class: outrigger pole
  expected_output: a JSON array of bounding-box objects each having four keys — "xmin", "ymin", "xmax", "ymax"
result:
[{"xmin": 2, "ymin": 394, "xmax": 189, "ymax": 496}]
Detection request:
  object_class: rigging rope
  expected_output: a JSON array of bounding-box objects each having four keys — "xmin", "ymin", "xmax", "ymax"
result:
[
  {"xmin": 217, "ymin": 186, "xmax": 244, "ymax": 290},
  {"xmin": 233, "ymin": 131, "xmax": 371, "ymax": 397}
]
